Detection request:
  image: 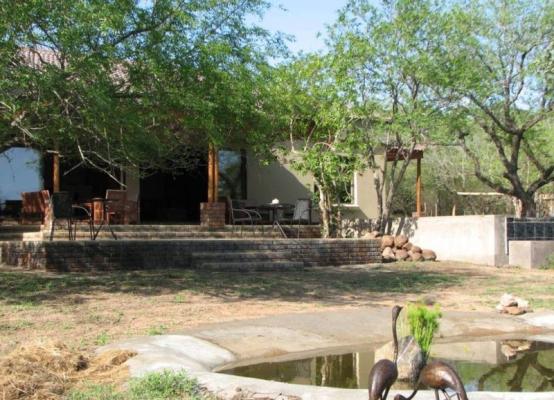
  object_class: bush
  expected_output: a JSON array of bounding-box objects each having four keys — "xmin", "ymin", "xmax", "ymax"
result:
[{"xmin": 406, "ymin": 303, "xmax": 442, "ymax": 360}]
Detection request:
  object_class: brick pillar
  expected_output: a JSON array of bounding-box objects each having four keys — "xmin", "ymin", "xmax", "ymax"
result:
[{"xmin": 200, "ymin": 202, "xmax": 226, "ymax": 228}]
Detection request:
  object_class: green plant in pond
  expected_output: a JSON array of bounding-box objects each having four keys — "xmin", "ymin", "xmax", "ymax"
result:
[{"xmin": 406, "ymin": 303, "xmax": 442, "ymax": 359}]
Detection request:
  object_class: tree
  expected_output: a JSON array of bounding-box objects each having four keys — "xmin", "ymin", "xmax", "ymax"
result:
[
  {"xmin": 0, "ymin": 0, "xmax": 281, "ymax": 182},
  {"xmin": 273, "ymin": 55, "xmax": 363, "ymax": 238},
  {"xmin": 327, "ymin": 0, "xmax": 443, "ymax": 232},
  {"xmin": 426, "ymin": 0, "xmax": 554, "ymax": 217}
]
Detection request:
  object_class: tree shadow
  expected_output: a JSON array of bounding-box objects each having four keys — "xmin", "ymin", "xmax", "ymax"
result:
[{"xmin": 0, "ymin": 264, "xmax": 468, "ymax": 307}]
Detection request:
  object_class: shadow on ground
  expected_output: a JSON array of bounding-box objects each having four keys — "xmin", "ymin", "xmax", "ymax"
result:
[{"xmin": 0, "ymin": 264, "xmax": 468, "ymax": 306}]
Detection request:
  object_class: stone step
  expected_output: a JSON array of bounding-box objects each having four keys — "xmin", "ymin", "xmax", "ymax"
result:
[
  {"xmin": 195, "ymin": 261, "xmax": 305, "ymax": 272},
  {"xmin": 48, "ymin": 230, "xmax": 282, "ymax": 240},
  {"xmin": 191, "ymin": 250, "xmax": 293, "ymax": 264}
]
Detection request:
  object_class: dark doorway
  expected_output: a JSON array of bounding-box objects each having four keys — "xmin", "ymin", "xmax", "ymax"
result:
[{"xmin": 140, "ymin": 166, "xmax": 207, "ymax": 223}]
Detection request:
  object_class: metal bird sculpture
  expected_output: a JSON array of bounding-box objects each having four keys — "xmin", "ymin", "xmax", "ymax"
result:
[
  {"xmin": 394, "ymin": 360, "xmax": 468, "ymax": 400},
  {"xmin": 368, "ymin": 305, "xmax": 403, "ymax": 400}
]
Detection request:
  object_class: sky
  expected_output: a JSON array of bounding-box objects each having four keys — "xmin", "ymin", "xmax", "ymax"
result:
[{"xmin": 257, "ymin": 0, "xmax": 348, "ymax": 53}]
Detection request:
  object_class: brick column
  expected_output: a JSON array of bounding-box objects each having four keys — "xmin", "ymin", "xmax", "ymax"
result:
[{"xmin": 200, "ymin": 202, "xmax": 226, "ymax": 228}]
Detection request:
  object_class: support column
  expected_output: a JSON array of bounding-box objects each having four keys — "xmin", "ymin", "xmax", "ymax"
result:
[
  {"xmin": 52, "ymin": 151, "xmax": 60, "ymax": 193},
  {"xmin": 415, "ymin": 157, "xmax": 422, "ymax": 217},
  {"xmin": 201, "ymin": 143, "xmax": 225, "ymax": 227}
]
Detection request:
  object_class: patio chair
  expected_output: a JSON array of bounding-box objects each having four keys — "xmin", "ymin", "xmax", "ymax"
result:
[
  {"xmin": 105, "ymin": 189, "xmax": 139, "ymax": 224},
  {"xmin": 226, "ymin": 196, "xmax": 263, "ymax": 234},
  {"xmin": 49, "ymin": 191, "xmax": 93, "ymax": 240},
  {"xmin": 280, "ymin": 198, "xmax": 312, "ymax": 238},
  {"xmin": 21, "ymin": 190, "xmax": 50, "ymax": 224}
]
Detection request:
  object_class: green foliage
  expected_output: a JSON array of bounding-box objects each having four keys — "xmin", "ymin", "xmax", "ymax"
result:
[
  {"xmin": 68, "ymin": 371, "xmax": 206, "ymax": 400},
  {"xmin": 148, "ymin": 324, "xmax": 168, "ymax": 336},
  {"xmin": 0, "ymin": 0, "xmax": 283, "ymax": 176},
  {"xmin": 95, "ymin": 331, "xmax": 110, "ymax": 346},
  {"xmin": 128, "ymin": 370, "xmax": 202, "ymax": 400},
  {"xmin": 406, "ymin": 303, "xmax": 442, "ymax": 359}
]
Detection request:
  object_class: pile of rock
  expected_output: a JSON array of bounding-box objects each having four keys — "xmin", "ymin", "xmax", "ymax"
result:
[
  {"xmin": 495, "ymin": 293, "xmax": 530, "ymax": 315},
  {"xmin": 376, "ymin": 233, "xmax": 437, "ymax": 262}
]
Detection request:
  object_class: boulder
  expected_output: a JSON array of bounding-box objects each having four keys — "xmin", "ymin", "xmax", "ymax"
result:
[
  {"xmin": 371, "ymin": 230, "xmax": 382, "ymax": 238},
  {"xmin": 402, "ymin": 242, "xmax": 413, "ymax": 251},
  {"xmin": 381, "ymin": 235, "xmax": 395, "ymax": 249},
  {"xmin": 395, "ymin": 249, "xmax": 409, "ymax": 261},
  {"xmin": 411, "ymin": 246, "xmax": 422, "ymax": 253},
  {"xmin": 382, "ymin": 246, "xmax": 396, "ymax": 261},
  {"xmin": 362, "ymin": 232, "xmax": 376, "ymax": 239},
  {"xmin": 394, "ymin": 235, "xmax": 409, "ymax": 248},
  {"xmin": 505, "ymin": 306, "xmax": 526, "ymax": 316},
  {"xmin": 374, "ymin": 336, "xmax": 425, "ymax": 384},
  {"xmin": 500, "ymin": 293, "xmax": 518, "ymax": 307},
  {"xmin": 409, "ymin": 251, "xmax": 423, "ymax": 262},
  {"xmin": 421, "ymin": 249, "xmax": 437, "ymax": 261}
]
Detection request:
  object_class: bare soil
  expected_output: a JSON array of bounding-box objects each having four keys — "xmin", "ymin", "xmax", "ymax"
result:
[{"xmin": 1, "ymin": 261, "xmax": 553, "ymax": 358}]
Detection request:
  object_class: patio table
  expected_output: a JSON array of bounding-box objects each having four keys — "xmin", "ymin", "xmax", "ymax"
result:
[
  {"xmin": 256, "ymin": 203, "xmax": 293, "ymax": 237},
  {"xmin": 82, "ymin": 197, "xmax": 117, "ymax": 240}
]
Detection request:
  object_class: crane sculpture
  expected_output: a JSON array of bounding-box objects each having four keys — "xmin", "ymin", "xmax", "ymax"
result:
[
  {"xmin": 394, "ymin": 360, "xmax": 468, "ymax": 400},
  {"xmin": 368, "ymin": 305, "xmax": 403, "ymax": 400}
]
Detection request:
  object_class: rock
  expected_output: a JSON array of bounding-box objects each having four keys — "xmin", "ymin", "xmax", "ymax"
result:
[
  {"xmin": 394, "ymin": 235, "xmax": 409, "ymax": 248},
  {"xmin": 500, "ymin": 293, "xmax": 518, "ymax": 307},
  {"xmin": 505, "ymin": 306, "xmax": 526, "ymax": 315},
  {"xmin": 495, "ymin": 304, "xmax": 505, "ymax": 313},
  {"xmin": 409, "ymin": 251, "xmax": 423, "ymax": 262},
  {"xmin": 421, "ymin": 249, "xmax": 437, "ymax": 261},
  {"xmin": 362, "ymin": 232, "xmax": 376, "ymax": 239},
  {"xmin": 374, "ymin": 336, "xmax": 425, "ymax": 384},
  {"xmin": 402, "ymin": 242, "xmax": 413, "ymax": 251},
  {"xmin": 381, "ymin": 235, "xmax": 395, "ymax": 249},
  {"xmin": 411, "ymin": 246, "xmax": 422, "ymax": 253},
  {"xmin": 382, "ymin": 246, "xmax": 396, "ymax": 261},
  {"xmin": 515, "ymin": 297, "xmax": 529, "ymax": 311},
  {"xmin": 371, "ymin": 230, "xmax": 382, "ymax": 238},
  {"xmin": 395, "ymin": 249, "xmax": 409, "ymax": 261}
]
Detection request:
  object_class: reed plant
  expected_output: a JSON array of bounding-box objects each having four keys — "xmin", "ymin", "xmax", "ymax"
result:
[{"xmin": 406, "ymin": 303, "xmax": 442, "ymax": 360}]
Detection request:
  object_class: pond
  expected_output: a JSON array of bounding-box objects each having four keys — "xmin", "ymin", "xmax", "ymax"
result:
[{"xmin": 222, "ymin": 339, "xmax": 554, "ymax": 392}]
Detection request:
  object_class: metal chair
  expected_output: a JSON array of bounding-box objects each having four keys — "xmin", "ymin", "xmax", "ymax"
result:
[
  {"xmin": 49, "ymin": 191, "xmax": 93, "ymax": 240},
  {"xmin": 226, "ymin": 196, "xmax": 263, "ymax": 235},
  {"xmin": 281, "ymin": 198, "xmax": 312, "ymax": 238}
]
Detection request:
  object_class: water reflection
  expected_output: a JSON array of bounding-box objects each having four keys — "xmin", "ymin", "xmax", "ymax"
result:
[{"xmin": 223, "ymin": 340, "xmax": 554, "ymax": 392}]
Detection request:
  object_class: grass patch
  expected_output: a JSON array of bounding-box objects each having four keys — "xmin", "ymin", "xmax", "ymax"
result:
[
  {"xmin": 68, "ymin": 371, "xmax": 206, "ymax": 400},
  {"xmin": 148, "ymin": 325, "xmax": 168, "ymax": 336}
]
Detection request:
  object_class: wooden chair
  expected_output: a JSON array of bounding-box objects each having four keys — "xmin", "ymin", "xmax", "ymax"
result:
[{"xmin": 21, "ymin": 190, "xmax": 51, "ymax": 224}]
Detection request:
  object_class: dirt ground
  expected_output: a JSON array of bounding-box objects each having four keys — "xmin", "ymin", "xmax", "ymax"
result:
[{"xmin": 1, "ymin": 261, "xmax": 553, "ymax": 357}]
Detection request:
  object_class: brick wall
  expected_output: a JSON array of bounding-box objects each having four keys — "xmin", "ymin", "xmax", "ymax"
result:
[
  {"xmin": 0, "ymin": 239, "xmax": 381, "ymax": 272},
  {"xmin": 200, "ymin": 202, "xmax": 226, "ymax": 228}
]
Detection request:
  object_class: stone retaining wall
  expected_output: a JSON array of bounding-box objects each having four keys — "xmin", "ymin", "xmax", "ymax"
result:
[{"xmin": 0, "ymin": 239, "xmax": 381, "ymax": 272}]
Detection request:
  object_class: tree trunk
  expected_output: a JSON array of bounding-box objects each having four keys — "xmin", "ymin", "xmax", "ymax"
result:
[
  {"xmin": 318, "ymin": 185, "xmax": 332, "ymax": 238},
  {"xmin": 517, "ymin": 193, "xmax": 537, "ymax": 218}
]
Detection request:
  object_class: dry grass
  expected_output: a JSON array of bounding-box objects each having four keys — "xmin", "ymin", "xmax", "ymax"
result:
[
  {"xmin": 0, "ymin": 341, "xmax": 135, "ymax": 400},
  {"xmin": 0, "ymin": 261, "xmax": 553, "ymax": 360}
]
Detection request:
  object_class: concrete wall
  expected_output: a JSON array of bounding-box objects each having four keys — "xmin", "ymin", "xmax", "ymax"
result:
[
  {"xmin": 395, "ymin": 215, "xmax": 509, "ymax": 266},
  {"xmin": 508, "ymin": 241, "xmax": 554, "ymax": 269}
]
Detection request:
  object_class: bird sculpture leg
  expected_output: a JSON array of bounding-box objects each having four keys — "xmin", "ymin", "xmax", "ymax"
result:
[
  {"xmin": 434, "ymin": 389, "xmax": 440, "ymax": 400},
  {"xmin": 383, "ymin": 387, "xmax": 390, "ymax": 400}
]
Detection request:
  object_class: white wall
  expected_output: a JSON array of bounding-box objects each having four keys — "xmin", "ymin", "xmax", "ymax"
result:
[
  {"xmin": 509, "ymin": 241, "xmax": 554, "ymax": 269},
  {"xmin": 395, "ymin": 215, "xmax": 509, "ymax": 266}
]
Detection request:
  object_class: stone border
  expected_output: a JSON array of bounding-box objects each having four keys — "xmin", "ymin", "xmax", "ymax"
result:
[{"xmin": 100, "ymin": 308, "xmax": 554, "ymax": 400}]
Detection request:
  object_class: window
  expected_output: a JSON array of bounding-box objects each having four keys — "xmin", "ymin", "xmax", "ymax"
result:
[{"xmin": 218, "ymin": 150, "xmax": 246, "ymax": 199}]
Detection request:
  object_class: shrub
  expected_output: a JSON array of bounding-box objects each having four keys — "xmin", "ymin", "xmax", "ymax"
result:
[
  {"xmin": 128, "ymin": 370, "xmax": 202, "ymax": 400},
  {"xmin": 406, "ymin": 303, "xmax": 442, "ymax": 359}
]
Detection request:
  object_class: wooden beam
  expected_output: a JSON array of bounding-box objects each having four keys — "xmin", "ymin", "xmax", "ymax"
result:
[
  {"xmin": 52, "ymin": 152, "xmax": 60, "ymax": 193},
  {"xmin": 207, "ymin": 144, "xmax": 219, "ymax": 203},
  {"xmin": 415, "ymin": 157, "xmax": 422, "ymax": 217}
]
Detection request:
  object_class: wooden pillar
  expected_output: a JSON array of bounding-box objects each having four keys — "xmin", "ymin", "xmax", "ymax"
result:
[
  {"xmin": 207, "ymin": 143, "xmax": 219, "ymax": 203},
  {"xmin": 52, "ymin": 152, "xmax": 60, "ymax": 193},
  {"xmin": 415, "ymin": 157, "xmax": 422, "ymax": 217}
]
